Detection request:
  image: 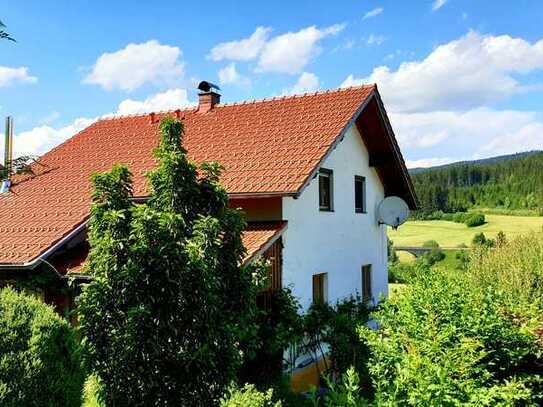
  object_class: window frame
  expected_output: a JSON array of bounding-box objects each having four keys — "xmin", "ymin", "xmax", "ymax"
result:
[
  {"xmin": 361, "ymin": 264, "xmax": 372, "ymax": 302},
  {"xmin": 354, "ymin": 175, "xmax": 366, "ymax": 214},
  {"xmin": 318, "ymin": 168, "xmax": 334, "ymax": 212},
  {"xmin": 312, "ymin": 272, "xmax": 328, "ymax": 304}
]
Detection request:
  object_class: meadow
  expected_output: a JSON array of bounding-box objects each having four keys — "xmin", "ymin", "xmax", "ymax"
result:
[{"xmin": 389, "ymin": 214, "xmax": 543, "ymax": 247}]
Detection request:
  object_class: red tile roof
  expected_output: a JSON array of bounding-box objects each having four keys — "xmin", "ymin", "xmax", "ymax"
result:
[
  {"xmin": 52, "ymin": 221, "xmax": 287, "ymax": 274},
  {"xmin": 0, "ymin": 86, "xmax": 378, "ymax": 265}
]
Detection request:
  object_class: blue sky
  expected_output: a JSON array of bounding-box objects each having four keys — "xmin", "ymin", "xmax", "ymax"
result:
[{"xmin": 1, "ymin": 0, "xmax": 543, "ymax": 167}]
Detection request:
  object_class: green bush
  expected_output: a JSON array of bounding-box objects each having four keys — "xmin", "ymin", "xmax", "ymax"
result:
[
  {"xmin": 78, "ymin": 117, "xmax": 262, "ymax": 406},
  {"xmin": 0, "ymin": 288, "xmax": 84, "ymax": 407},
  {"xmin": 220, "ymin": 384, "xmax": 281, "ymax": 407},
  {"xmin": 422, "ymin": 240, "xmax": 440, "ymax": 248},
  {"xmin": 468, "ymin": 233, "xmax": 543, "ymax": 318},
  {"xmin": 388, "ymin": 262, "xmax": 418, "ymax": 283},
  {"xmin": 465, "ymin": 213, "xmax": 486, "ymax": 227},
  {"xmin": 423, "ymin": 247, "xmax": 446, "ymax": 265},
  {"xmin": 453, "ymin": 212, "xmax": 468, "ymax": 223},
  {"xmin": 359, "ymin": 268, "xmax": 541, "ymax": 405}
]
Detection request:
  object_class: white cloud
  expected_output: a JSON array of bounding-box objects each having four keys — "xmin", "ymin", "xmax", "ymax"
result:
[
  {"xmin": 341, "ymin": 31, "xmax": 543, "ymax": 112},
  {"xmin": 363, "ymin": 7, "xmax": 383, "ymax": 19},
  {"xmin": 9, "ymin": 87, "xmax": 195, "ymax": 157},
  {"xmin": 0, "ymin": 66, "xmax": 37, "ymax": 87},
  {"xmin": 116, "ymin": 88, "xmax": 194, "ymax": 115},
  {"xmin": 13, "ymin": 117, "xmax": 96, "ymax": 157},
  {"xmin": 84, "ymin": 40, "xmax": 185, "ymax": 91},
  {"xmin": 366, "ymin": 34, "xmax": 386, "ymax": 46},
  {"xmin": 282, "ymin": 72, "xmax": 320, "ymax": 95},
  {"xmin": 218, "ymin": 63, "xmax": 251, "ymax": 87},
  {"xmin": 257, "ymin": 24, "xmax": 345, "ymax": 74},
  {"xmin": 406, "ymin": 157, "xmax": 454, "ymax": 168},
  {"xmin": 390, "ymin": 109, "xmax": 543, "ymax": 159},
  {"xmin": 208, "ymin": 27, "xmax": 271, "ymax": 61},
  {"xmin": 432, "ymin": 0, "xmax": 447, "ymax": 11}
]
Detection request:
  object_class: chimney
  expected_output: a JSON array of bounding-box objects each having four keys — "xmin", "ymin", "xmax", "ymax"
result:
[
  {"xmin": 197, "ymin": 81, "xmax": 221, "ymax": 113},
  {"xmin": 1, "ymin": 116, "xmax": 13, "ymax": 193}
]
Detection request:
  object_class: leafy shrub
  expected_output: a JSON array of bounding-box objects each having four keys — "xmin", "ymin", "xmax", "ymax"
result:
[
  {"xmin": 453, "ymin": 211, "xmax": 468, "ymax": 223},
  {"xmin": 472, "ymin": 232, "xmax": 495, "ymax": 248},
  {"xmin": 423, "ymin": 247, "xmax": 446, "ymax": 265},
  {"xmin": 473, "ymin": 232, "xmax": 488, "ymax": 246},
  {"xmin": 240, "ymin": 288, "xmax": 302, "ymax": 391},
  {"xmin": 312, "ymin": 367, "xmax": 365, "ymax": 407},
  {"xmin": 0, "ymin": 288, "xmax": 84, "ymax": 407},
  {"xmin": 220, "ymin": 384, "xmax": 281, "ymax": 407},
  {"xmin": 299, "ymin": 296, "xmax": 371, "ymax": 400},
  {"xmin": 422, "ymin": 240, "xmax": 440, "ymax": 248},
  {"xmin": 468, "ymin": 233, "xmax": 543, "ymax": 318},
  {"xmin": 465, "ymin": 212, "xmax": 486, "ymax": 227},
  {"xmin": 388, "ymin": 262, "xmax": 418, "ymax": 283},
  {"xmin": 359, "ymin": 268, "xmax": 541, "ymax": 405},
  {"xmin": 78, "ymin": 117, "xmax": 261, "ymax": 406}
]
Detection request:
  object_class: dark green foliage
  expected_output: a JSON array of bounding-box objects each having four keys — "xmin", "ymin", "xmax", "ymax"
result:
[
  {"xmin": 411, "ymin": 151, "xmax": 543, "ymax": 213},
  {"xmin": 496, "ymin": 230, "xmax": 507, "ymax": 247},
  {"xmin": 422, "ymin": 239, "xmax": 440, "ymax": 248},
  {"xmin": 465, "ymin": 212, "xmax": 486, "ymax": 227},
  {"xmin": 78, "ymin": 116, "xmax": 260, "ymax": 406},
  {"xmin": 473, "ymin": 232, "xmax": 496, "ymax": 248},
  {"xmin": 415, "ymin": 210, "xmax": 486, "ymax": 227},
  {"xmin": 0, "ymin": 19, "xmax": 15, "ymax": 42},
  {"xmin": 387, "ymin": 238, "xmax": 398, "ymax": 263},
  {"xmin": 240, "ymin": 288, "xmax": 302, "ymax": 390},
  {"xmin": 302, "ymin": 296, "xmax": 371, "ymax": 396},
  {"xmin": 388, "ymin": 261, "xmax": 418, "ymax": 283},
  {"xmin": 0, "ymin": 288, "xmax": 84, "ymax": 407}
]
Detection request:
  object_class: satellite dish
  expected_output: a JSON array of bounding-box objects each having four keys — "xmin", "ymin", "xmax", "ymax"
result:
[{"xmin": 377, "ymin": 196, "xmax": 409, "ymax": 229}]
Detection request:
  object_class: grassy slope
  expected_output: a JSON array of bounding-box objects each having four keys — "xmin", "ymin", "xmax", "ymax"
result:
[{"xmin": 388, "ymin": 214, "xmax": 543, "ymax": 247}]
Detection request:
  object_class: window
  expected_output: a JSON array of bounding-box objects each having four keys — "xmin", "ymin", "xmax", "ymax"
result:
[
  {"xmin": 319, "ymin": 169, "xmax": 333, "ymax": 211},
  {"xmin": 361, "ymin": 265, "xmax": 372, "ymax": 301},
  {"xmin": 312, "ymin": 273, "xmax": 328, "ymax": 304},
  {"xmin": 355, "ymin": 176, "xmax": 366, "ymax": 213}
]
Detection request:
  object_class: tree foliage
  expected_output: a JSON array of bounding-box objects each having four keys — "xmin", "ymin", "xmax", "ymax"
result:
[
  {"xmin": 0, "ymin": 19, "xmax": 15, "ymax": 42},
  {"xmin": 0, "ymin": 288, "xmax": 84, "ymax": 407},
  {"xmin": 411, "ymin": 152, "xmax": 543, "ymax": 214},
  {"xmin": 78, "ymin": 116, "xmax": 261, "ymax": 406}
]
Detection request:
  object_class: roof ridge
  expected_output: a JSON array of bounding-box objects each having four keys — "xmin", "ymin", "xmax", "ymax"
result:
[
  {"xmin": 95, "ymin": 84, "xmax": 376, "ymax": 122},
  {"xmin": 217, "ymin": 84, "xmax": 376, "ymax": 108}
]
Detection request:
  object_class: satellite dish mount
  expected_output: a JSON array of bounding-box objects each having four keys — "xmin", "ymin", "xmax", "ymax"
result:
[{"xmin": 377, "ymin": 196, "xmax": 410, "ymax": 230}]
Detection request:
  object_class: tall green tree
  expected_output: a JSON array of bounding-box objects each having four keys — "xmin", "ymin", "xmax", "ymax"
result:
[{"xmin": 78, "ymin": 116, "xmax": 260, "ymax": 406}]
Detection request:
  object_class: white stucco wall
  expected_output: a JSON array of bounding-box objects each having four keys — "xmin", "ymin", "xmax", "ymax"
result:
[{"xmin": 281, "ymin": 124, "xmax": 387, "ymax": 310}]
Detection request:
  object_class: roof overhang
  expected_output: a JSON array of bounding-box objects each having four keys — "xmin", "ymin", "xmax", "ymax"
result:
[{"xmin": 293, "ymin": 88, "xmax": 417, "ymax": 209}]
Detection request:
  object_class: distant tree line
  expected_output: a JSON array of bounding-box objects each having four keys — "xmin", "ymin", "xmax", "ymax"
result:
[{"xmin": 411, "ymin": 152, "xmax": 543, "ymax": 214}]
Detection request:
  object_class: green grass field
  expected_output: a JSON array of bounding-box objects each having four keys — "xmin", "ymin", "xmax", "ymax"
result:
[{"xmin": 389, "ymin": 214, "xmax": 543, "ymax": 247}]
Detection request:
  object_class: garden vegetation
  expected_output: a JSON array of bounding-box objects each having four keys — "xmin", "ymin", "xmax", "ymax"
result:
[{"xmin": 0, "ymin": 288, "xmax": 84, "ymax": 407}]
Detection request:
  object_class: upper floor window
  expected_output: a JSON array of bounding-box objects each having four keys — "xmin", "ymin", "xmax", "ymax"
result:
[
  {"xmin": 354, "ymin": 175, "xmax": 366, "ymax": 213},
  {"xmin": 319, "ymin": 169, "xmax": 333, "ymax": 211},
  {"xmin": 312, "ymin": 272, "xmax": 328, "ymax": 304}
]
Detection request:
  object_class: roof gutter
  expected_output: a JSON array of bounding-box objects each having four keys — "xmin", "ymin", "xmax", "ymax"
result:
[{"xmin": 0, "ymin": 220, "xmax": 88, "ymax": 270}]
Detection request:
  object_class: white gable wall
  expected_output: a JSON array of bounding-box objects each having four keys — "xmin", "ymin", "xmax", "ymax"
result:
[{"xmin": 281, "ymin": 123, "xmax": 387, "ymax": 310}]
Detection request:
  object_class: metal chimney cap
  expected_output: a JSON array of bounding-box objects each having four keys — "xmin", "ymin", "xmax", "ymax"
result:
[{"xmin": 197, "ymin": 81, "xmax": 221, "ymax": 93}]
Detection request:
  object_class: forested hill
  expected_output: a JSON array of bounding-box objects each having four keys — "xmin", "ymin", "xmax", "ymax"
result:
[{"xmin": 411, "ymin": 151, "xmax": 543, "ymax": 213}]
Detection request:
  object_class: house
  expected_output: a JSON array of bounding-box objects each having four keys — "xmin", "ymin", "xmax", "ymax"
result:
[{"xmin": 0, "ymin": 84, "xmax": 416, "ymax": 315}]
